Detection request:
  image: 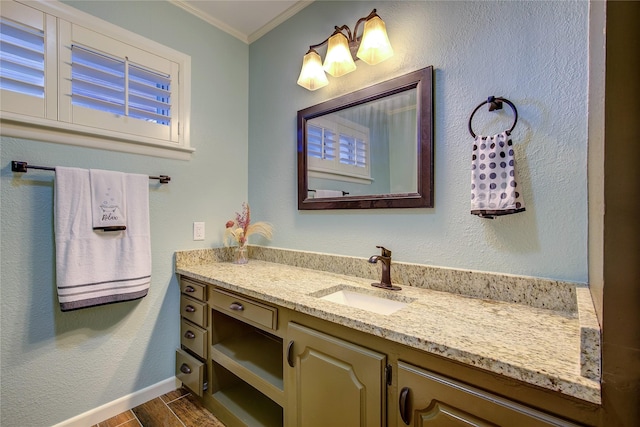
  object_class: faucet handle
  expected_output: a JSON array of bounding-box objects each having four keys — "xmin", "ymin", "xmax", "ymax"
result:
[{"xmin": 376, "ymin": 245, "xmax": 392, "ymax": 257}]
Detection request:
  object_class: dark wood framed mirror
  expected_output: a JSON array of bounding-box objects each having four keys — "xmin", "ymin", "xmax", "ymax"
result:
[{"xmin": 297, "ymin": 66, "xmax": 433, "ymax": 209}]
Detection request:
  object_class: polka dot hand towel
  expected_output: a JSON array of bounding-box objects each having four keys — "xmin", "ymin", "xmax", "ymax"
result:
[{"xmin": 470, "ymin": 131, "xmax": 525, "ymax": 218}]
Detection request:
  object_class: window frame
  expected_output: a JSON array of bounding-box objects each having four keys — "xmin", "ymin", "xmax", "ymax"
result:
[{"xmin": 0, "ymin": 0, "xmax": 192, "ymax": 159}]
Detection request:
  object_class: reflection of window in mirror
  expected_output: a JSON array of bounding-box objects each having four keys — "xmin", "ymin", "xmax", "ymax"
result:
[
  {"xmin": 307, "ymin": 90, "xmax": 417, "ymax": 198},
  {"xmin": 307, "ymin": 116, "xmax": 371, "ymax": 184}
]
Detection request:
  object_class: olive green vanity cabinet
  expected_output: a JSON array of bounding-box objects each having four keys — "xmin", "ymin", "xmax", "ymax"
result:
[
  {"xmin": 177, "ymin": 276, "xmax": 591, "ymax": 427},
  {"xmin": 286, "ymin": 322, "xmax": 387, "ymax": 427},
  {"xmin": 395, "ymin": 362, "xmax": 579, "ymax": 427}
]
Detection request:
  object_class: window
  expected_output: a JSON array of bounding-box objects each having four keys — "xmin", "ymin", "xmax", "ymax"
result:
[
  {"xmin": 1, "ymin": 17, "xmax": 45, "ymax": 99},
  {"xmin": 0, "ymin": 0, "xmax": 191, "ymax": 159},
  {"xmin": 0, "ymin": 1, "xmax": 54, "ymax": 120},
  {"xmin": 339, "ymin": 134, "xmax": 367, "ymax": 168},
  {"xmin": 307, "ymin": 116, "xmax": 371, "ymax": 183},
  {"xmin": 307, "ymin": 123, "xmax": 336, "ymax": 162}
]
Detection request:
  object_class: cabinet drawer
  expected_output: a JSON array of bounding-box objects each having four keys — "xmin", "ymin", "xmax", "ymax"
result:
[
  {"xmin": 181, "ymin": 319, "xmax": 207, "ymax": 359},
  {"xmin": 176, "ymin": 348, "xmax": 205, "ymax": 397},
  {"xmin": 210, "ymin": 288, "xmax": 277, "ymax": 331},
  {"xmin": 181, "ymin": 295, "xmax": 207, "ymax": 328},
  {"xmin": 180, "ymin": 278, "xmax": 206, "ymax": 301}
]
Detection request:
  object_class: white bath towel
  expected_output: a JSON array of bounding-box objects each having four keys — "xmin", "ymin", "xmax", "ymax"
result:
[
  {"xmin": 315, "ymin": 189, "xmax": 343, "ymax": 198},
  {"xmin": 55, "ymin": 167, "xmax": 151, "ymax": 311},
  {"xmin": 470, "ymin": 131, "xmax": 526, "ymax": 218},
  {"xmin": 90, "ymin": 169, "xmax": 127, "ymax": 231}
]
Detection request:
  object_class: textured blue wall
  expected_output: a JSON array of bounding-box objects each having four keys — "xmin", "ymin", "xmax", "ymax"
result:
[
  {"xmin": 0, "ymin": 1, "xmax": 248, "ymax": 425},
  {"xmin": 1, "ymin": 0, "xmax": 590, "ymax": 425},
  {"xmin": 248, "ymin": 1, "xmax": 589, "ymax": 282}
]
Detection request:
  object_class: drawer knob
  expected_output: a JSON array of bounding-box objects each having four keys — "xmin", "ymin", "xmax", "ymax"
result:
[
  {"xmin": 180, "ymin": 363, "xmax": 192, "ymax": 374},
  {"xmin": 185, "ymin": 305, "xmax": 196, "ymax": 313},
  {"xmin": 185, "ymin": 286, "xmax": 195, "ymax": 293},
  {"xmin": 229, "ymin": 302, "xmax": 244, "ymax": 311},
  {"xmin": 184, "ymin": 331, "xmax": 195, "ymax": 339}
]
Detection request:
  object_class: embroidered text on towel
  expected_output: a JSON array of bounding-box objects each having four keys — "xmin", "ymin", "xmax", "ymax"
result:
[{"xmin": 90, "ymin": 169, "xmax": 127, "ymax": 231}]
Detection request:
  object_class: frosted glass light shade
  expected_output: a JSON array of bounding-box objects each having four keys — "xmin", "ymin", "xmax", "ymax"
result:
[
  {"xmin": 323, "ymin": 33, "xmax": 357, "ymax": 77},
  {"xmin": 356, "ymin": 15, "xmax": 393, "ymax": 65},
  {"xmin": 297, "ymin": 50, "xmax": 328, "ymax": 91}
]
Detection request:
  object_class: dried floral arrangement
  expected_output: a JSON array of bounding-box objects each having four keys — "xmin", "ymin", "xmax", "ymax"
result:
[{"xmin": 224, "ymin": 202, "xmax": 273, "ymax": 247}]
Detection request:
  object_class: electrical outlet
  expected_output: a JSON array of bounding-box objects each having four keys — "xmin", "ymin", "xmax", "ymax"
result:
[{"xmin": 193, "ymin": 222, "xmax": 205, "ymax": 241}]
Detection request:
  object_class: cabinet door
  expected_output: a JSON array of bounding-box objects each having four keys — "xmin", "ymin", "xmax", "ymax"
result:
[
  {"xmin": 396, "ymin": 361, "xmax": 579, "ymax": 427},
  {"xmin": 287, "ymin": 323, "xmax": 386, "ymax": 427}
]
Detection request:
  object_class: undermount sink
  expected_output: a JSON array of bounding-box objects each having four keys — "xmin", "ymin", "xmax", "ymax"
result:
[{"xmin": 318, "ymin": 288, "xmax": 411, "ymax": 315}]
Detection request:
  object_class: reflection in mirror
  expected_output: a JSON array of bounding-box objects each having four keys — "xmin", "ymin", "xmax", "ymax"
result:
[
  {"xmin": 298, "ymin": 66, "xmax": 433, "ymax": 209},
  {"xmin": 307, "ymin": 89, "xmax": 417, "ymax": 197}
]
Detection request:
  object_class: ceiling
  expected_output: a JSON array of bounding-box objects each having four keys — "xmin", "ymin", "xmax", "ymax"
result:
[{"xmin": 170, "ymin": 0, "xmax": 312, "ymax": 44}]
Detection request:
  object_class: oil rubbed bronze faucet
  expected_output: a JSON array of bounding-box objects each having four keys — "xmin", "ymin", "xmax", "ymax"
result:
[{"xmin": 368, "ymin": 246, "xmax": 402, "ymax": 291}]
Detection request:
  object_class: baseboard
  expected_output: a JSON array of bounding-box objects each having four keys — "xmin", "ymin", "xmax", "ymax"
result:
[{"xmin": 52, "ymin": 377, "xmax": 181, "ymax": 427}]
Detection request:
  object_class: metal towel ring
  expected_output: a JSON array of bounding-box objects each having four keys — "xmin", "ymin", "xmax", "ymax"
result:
[{"xmin": 468, "ymin": 96, "xmax": 518, "ymax": 138}]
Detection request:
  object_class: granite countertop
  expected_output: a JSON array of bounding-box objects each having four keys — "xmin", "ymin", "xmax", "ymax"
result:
[{"xmin": 176, "ymin": 249, "xmax": 601, "ymax": 405}]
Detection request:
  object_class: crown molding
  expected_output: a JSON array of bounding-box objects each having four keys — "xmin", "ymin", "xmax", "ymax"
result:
[
  {"xmin": 247, "ymin": 1, "xmax": 313, "ymax": 44},
  {"xmin": 169, "ymin": 0, "xmax": 248, "ymax": 43},
  {"xmin": 169, "ymin": 0, "xmax": 313, "ymax": 45}
]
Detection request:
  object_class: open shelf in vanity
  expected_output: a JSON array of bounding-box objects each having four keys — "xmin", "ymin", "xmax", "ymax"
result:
[
  {"xmin": 210, "ymin": 362, "xmax": 283, "ymax": 426},
  {"xmin": 211, "ymin": 310, "xmax": 284, "ymax": 405},
  {"xmin": 207, "ymin": 289, "xmax": 285, "ymax": 427}
]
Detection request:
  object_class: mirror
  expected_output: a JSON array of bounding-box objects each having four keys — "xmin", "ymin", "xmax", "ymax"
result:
[{"xmin": 298, "ymin": 66, "xmax": 433, "ymax": 209}]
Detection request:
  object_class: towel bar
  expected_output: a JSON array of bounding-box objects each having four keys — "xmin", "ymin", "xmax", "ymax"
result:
[{"xmin": 11, "ymin": 161, "xmax": 171, "ymax": 184}]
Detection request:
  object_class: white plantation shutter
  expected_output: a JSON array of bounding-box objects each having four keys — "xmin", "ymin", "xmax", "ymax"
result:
[
  {"xmin": 339, "ymin": 134, "xmax": 367, "ymax": 168},
  {"xmin": 0, "ymin": 0, "xmax": 191, "ymax": 158},
  {"xmin": 70, "ymin": 45, "xmax": 172, "ymax": 127},
  {"xmin": 60, "ymin": 22, "xmax": 179, "ymax": 143},
  {"xmin": 71, "ymin": 45, "xmax": 125, "ymax": 115},
  {"xmin": 307, "ymin": 116, "xmax": 371, "ymax": 183},
  {"xmin": 128, "ymin": 63, "xmax": 171, "ymax": 125},
  {"xmin": 307, "ymin": 123, "xmax": 336, "ymax": 161},
  {"xmin": 0, "ymin": 17, "xmax": 45, "ymax": 98},
  {"xmin": 0, "ymin": 1, "xmax": 56, "ymax": 119}
]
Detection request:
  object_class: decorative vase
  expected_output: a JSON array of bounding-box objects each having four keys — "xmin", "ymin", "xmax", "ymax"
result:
[{"xmin": 233, "ymin": 242, "xmax": 248, "ymax": 264}]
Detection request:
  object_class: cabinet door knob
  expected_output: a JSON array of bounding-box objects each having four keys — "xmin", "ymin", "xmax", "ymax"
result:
[
  {"xmin": 180, "ymin": 363, "xmax": 192, "ymax": 374},
  {"xmin": 229, "ymin": 302, "xmax": 244, "ymax": 311},
  {"xmin": 399, "ymin": 386, "xmax": 411, "ymax": 425},
  {"xmin": 185, "ymin": 286, "xmax": 195, "ymax": 293},
  {"xmin": 184, "ymin": 331, "xmax": 195, "ymax": 339},
  {"xmin": 287, "ymin": 340, "xmax": 295, "ymax": 367},
  {"xmin": 185, "ymin": 305, "xmax": 196, "ymax": 313}
]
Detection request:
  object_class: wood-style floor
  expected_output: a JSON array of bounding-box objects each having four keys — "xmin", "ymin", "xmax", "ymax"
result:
[{"xmin": 92, "ymin": 388, "xmax": 226, "ymax": 427}]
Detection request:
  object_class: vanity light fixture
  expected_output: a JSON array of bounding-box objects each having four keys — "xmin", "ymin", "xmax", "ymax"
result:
[{"xmin": 296, "ymin": 9, "xmax": 393, "ymax": 91}]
